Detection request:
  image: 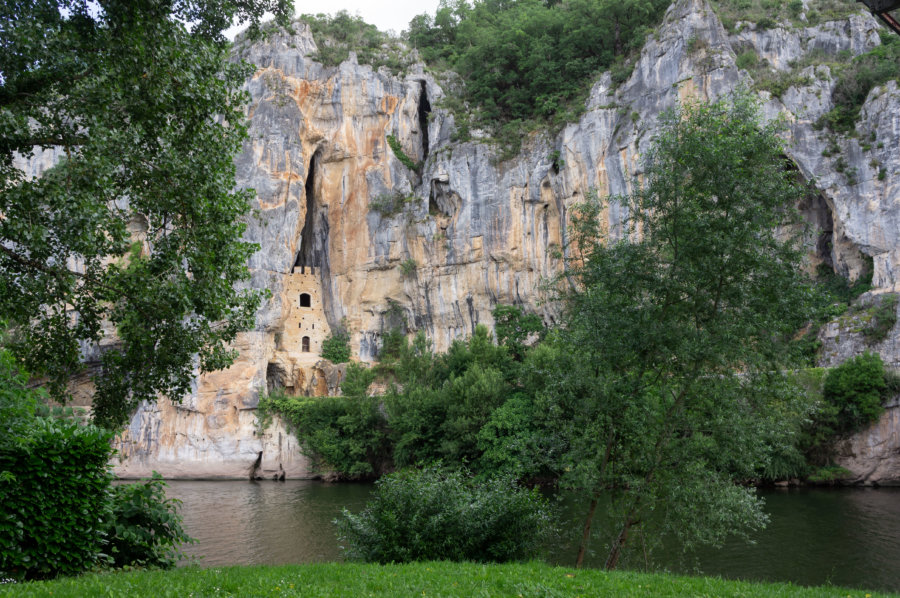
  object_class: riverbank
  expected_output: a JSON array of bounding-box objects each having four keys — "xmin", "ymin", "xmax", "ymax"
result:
[{"xmin": 1, "ymin": 561, "xmax": 894, "ymax": 597}]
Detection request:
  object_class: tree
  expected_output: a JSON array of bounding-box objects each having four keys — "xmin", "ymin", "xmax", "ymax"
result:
[
  {"xmin": 546, "ymin": 93, "xmax": 814, "ymax": 569},
  {"xmin": 0, "ymin": 0, "xmax": 291, "ymax": 428},
  {"xmin": 492, "ymin": 304, "xmax": 544, "ymax": 360}
]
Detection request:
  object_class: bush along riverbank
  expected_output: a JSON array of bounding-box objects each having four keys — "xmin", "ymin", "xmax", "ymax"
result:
[{"xmin": 1, "ymin": 561, "xmax": 895, "ymax": 598}]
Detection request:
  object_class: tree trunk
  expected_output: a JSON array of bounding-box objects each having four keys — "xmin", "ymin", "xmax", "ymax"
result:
[
  {"xmin": 604, "ymin": 517, "xmax": 635, "ymax": 570},
  {"xmin": 575, "ymin": 495, "xmax": 600, "ymax": 568}
]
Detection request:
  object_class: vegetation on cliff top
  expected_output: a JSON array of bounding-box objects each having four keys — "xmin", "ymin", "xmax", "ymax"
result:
[
  {"xmin": 709, "ymin": 0, "xmax": 860, "ymax": 33},
  {"xmin": 295, "ymin": 0, "xmax": 883, "ymax": 151},
  {"xmin": 300, "ymin": 11, "xmax": 416, "ymax": 74},
  {"xmin": 405, "ymin": 0, "xmax": 671, "ymax": 150}
]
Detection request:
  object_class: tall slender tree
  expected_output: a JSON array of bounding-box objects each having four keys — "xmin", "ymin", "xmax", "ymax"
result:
[{"xmin": 548, "ymin": 92, "xmax": 814, "ymax": 568}]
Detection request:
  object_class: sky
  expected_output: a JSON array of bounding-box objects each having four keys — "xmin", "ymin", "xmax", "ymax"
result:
[{"xmin": 227, "ymin": 0, "xmax": 443, "ymax": 39}]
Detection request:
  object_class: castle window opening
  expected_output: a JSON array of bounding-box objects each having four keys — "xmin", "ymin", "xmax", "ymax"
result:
[
  {"xmin": 302, "ymin": 336, "xmax": 310, "ymax": 352},
  {"xmin": 300, "ymin": 293, "xmax": 311, "ymax": 307}
]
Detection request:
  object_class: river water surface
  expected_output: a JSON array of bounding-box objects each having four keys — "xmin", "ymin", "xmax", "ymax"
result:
[{"xmin": 165, "ymin": 481, "xmax": 900, "ymax": 592}]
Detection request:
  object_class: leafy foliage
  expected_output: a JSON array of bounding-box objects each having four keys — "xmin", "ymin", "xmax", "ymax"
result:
[
  {"xmin": 816, "ymin": 261, "xmax": 873, "ymax": 308},
  {"xmin": 406, "ymin": 0, "xmax": 671, "ymax": 129},
  {"xmin": 0, "ymin": 0, "xmax": 290, "ymax": 429},
  {"xmin": 302, "ymin": 11, "xmax": 414, "ymax": 73},
  {"xmin": 385, "ymin": 326, "xmax": 519, "ymax": 469},
  {"xmin": 547, "ymin": 92, "xmax": 814, "ymax": 568},
  {"xmin": 821, "ymin": 31, "xmax": 900, "ymax": 133},
  {"xmin": 0, "ymin": 417, "xmax": 114, "ymax": 580},
  {"xmin": 861, "ymin": 294, "xmax": 898, "ymax": 344},
  {"xmin": 399, "ymin": 258, "xmax": 417, "ymax": 278},
  {"xmin": 806, "ymin": 464, "xmax": 853, "ymax": 484},
  {"xmin": 0, "ymin": 348, "xmax": 195, "ymax": 579},
  {"xmin": 260, "ymin": 322, "xmax": 553, "ymax": 480},
  {"xmin": 799, "ymin": 354, "xmax": 897, "ymax": 466},
  {"xmin": 321, "ymin": 330, "xmax": 352, "ymax": 364},
  {"xmin": 491, "ymin": 305, "xmax": 544, "ymax": 360},
  {"xmin": 335, "ymin": 466, "xmax": 553, "ymax": 563},
  {"xmin": 386, "ymin": 135, "xmax": 423, "ymax": 173},
  {"xmin": 106, "ymin": 474, "xmax": 194, "ymax": 569},
  {"xmin": 258, "ymin": 368, "xmax": 389, "ymax": 479},
  {"xmin": 822, "ymin": 352, "xmax": 887, "ymax": 435},
  {"xmin": 0, "ymin": 346, "xmax": 41, "ymax": 450}
]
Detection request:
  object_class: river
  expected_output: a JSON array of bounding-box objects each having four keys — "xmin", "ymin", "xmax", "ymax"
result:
[{"xmin": 165, "ymin": 481, "xmax": 900, "ymax": 592}]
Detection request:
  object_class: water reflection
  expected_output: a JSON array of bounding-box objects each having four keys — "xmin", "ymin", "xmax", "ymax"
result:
[
  {"xmin": 165, "ymin": 480, "xmax": 372, "ymax": 566},
  {"xmin": 166, "ymin": 481, "xmax": 900, "ymax": 592}
]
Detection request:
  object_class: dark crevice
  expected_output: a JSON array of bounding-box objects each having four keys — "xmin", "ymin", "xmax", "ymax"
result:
[
  {"xmin": 295, "ymin": 147, "xmax": 341, "ymax": 333},
  {"xmin": 418, "ymin": 80, "xmax": 431, "ymax": 163},
  {"xmin": 266, "ymin": 362, "xmax": 288, "ymax": 393},
  {"xmin": 296, "ymin": 150, "xmax": 328, "ymax": 269},
  {"xmin": 783, "ymin": 156, "xmax": 835, "ymax": 271},
  {"xmin": 248, "ymin": 451, "xmax": 263, "ymax": 480}
]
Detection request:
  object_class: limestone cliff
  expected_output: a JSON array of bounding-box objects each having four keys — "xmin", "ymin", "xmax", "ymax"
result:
[{"xmin": 112, "ymin": 0, "xmax": 900, "ymax": 481}]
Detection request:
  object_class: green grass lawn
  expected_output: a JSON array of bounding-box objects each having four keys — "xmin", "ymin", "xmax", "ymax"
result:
[{"xmin": 0, "ymin": 561, "xmax": 893, "ymax": 597}]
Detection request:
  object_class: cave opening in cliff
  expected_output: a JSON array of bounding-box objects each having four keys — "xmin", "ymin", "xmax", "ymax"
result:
[
  {"xmin": 418, "ymin": 80, "xmax": 431, "ymax": 163},
  {"xmin": 295, "ymin": 149, "xmax": 328, "ymax": 270},
  {"xmin": 784, "ymin": 156, "xmax": 836, "ymax": 273},
  {"xmin": 266, "ymin": 362, "xmax": 288, "ymax": 393}
]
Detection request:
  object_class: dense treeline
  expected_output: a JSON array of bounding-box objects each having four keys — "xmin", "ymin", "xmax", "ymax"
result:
[
  {"xmin": 405, "ymin": 0, "xmax": 671, "ymax": 128},
  {"xmin": 258, "ymin": 320, "xmax": 548, "ymax": 480}
]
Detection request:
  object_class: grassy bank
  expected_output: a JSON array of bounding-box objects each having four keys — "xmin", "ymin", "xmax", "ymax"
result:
[{"xmin": 1, "ymin": 561, "xmax": 894, "ymax": 597}]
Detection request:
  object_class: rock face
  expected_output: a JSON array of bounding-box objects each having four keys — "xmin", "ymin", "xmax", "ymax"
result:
[
  {"xmin": 834, "ymin": 397, "xmax": 900, "ymax": 486},
  {"xmin": 110, "ymin": 0, "xmax": 900, "ymax": 480}
]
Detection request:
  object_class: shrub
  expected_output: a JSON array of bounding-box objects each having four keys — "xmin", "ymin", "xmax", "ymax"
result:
[
  {"xmin": 735, "ymin": 50, "xmax": 758, "ymax": 71},
  {"xmin": 822, "ymin": 32, "xmax": 900, "ymax": 133},
  {"xmin": 862, "ymin": 293, "xmax": 898, "ymax": 344},
  {"xmin": 106, "ymin": 473, "xmax": 193, "ymax": 569},
  {"xmin": 335, "ymin": 467, "xmax": 554, "ymax": 563},
  {"xmin": 407, "ymin": 0, "xmax": 670, "ymax": 131},
  {"xmin": 822, "ymin": 352, "xmax": 887, "ymax": 435},
  {"xmin": 399, "ymin": 258, "xmax": 417, "ymax": 278},
  {"xmin": 386, "ymin": 326, "xmax": 514, "ymax": 468},
  {"xmin": 369, "ymin": 191, "xmax": 416, "ymax": 217},
  {"xmin": 302, "ymin": 11, "xmax": 413, "ymax": 74},
  {"xmin": 0, "ymin": 347, "xmax": 191, "ymax": 580},
  {"xmin": 0, "ymin": 418, "xmax": 114, "ymax": 580},
  {"xmin": 807, "ymin": 465, "xmax": 853, "ymax": 484},
  {"xmin": 386, "ymin": 135, "xmax": 422, "ymax": 173},
  {"xmin": 0, "ymin": 347, "xmax": 40, "ymax": 448},
  {"xmin": 258, "ymin": 376, "xmax": 389, "ymax": 479},
  {"xmin": 321, "ymin": 330, "xmax": 351, "ymax": 364}
]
